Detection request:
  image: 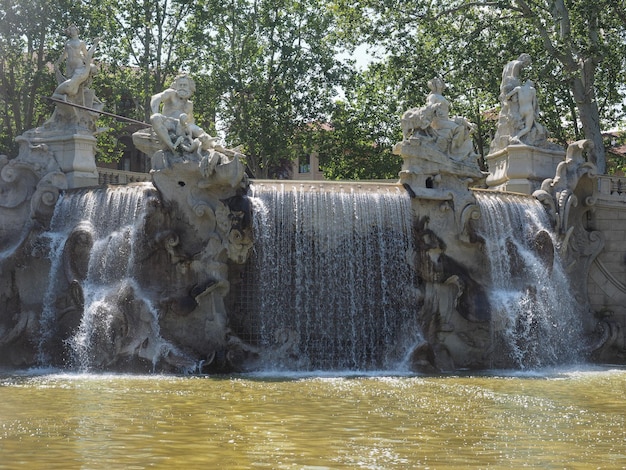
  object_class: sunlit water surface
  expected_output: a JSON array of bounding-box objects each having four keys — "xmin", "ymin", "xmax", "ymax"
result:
[{"xmin": 1, "ymin": 367, "xmax": 625, "ymax": 469}]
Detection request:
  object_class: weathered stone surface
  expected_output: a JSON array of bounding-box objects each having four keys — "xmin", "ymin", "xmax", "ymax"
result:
[
  {"xmin": 486, "ymin": 54, "xmax": 566, "ymax": 194},
  {"xmin": 2, "ymin": 53, "xmax": 626, "ymax": 372},
  {"xmin": 486, "ymin": 144, "xmax": 565, "ymax": 194}
]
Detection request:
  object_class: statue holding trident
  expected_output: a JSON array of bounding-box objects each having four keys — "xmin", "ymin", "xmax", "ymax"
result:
[
  {"xmin": 43, "ymin": 24, "xmax": 103, "ymax": 132},
  {"xmin": 52, "ymin": 25, "xmax": 100, "ymax": 106}
]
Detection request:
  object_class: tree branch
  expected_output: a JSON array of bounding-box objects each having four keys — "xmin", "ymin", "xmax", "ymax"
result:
[
  {"xmin": 514, "ymin": 0, "xmax": 577, "ymax": 71},
  {"xmin": 431, "ymin": 1, "xmax": 523, "ymax": 20}
]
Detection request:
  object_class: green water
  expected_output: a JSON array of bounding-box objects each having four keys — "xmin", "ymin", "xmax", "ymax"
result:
[{"xmin": 1, "ymin": 368, "xmax": 625, "ymax": 469}]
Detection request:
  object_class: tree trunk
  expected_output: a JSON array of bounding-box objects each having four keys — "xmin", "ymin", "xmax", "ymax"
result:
[{"xmin": 570, "ymin": 75, "xmax": 605, "ymax": 174}]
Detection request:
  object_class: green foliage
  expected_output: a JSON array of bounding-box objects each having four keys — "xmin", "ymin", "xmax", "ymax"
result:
[
  {"xmin": 183, "ymin": 0, "xmax": 348, "ymax": 178},
  {"xmin": 301, "ymin": 103, "xmax": 401, "ymax": 181},
  {"xmin": 2, "ymin": 0, "xmax": 626, "ymax": 180},
  {"xmin": 332, "ymin": 0, "xmax": 626, "ymax": 173},
  {"xmin": 605, "ymin": 132, "xmax": 626, "ymax": 176},
  {"xmin": 94, "ymin": 117, "xmax": 127, "ymax": 164},
  {"xmin": 85, "ymin": 0, "xmax": 194, "ymax": 120},
  {"xmin": 321, "ymin": 64, "xmax": 405, "ymax": 179},
  {"xmin": 0, "ymin": 0, "xmax": 72, "ymax": 154}
]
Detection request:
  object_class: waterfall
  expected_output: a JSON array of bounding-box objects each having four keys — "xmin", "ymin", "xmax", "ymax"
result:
[
  {"xmin": 245, "ymin": 182, "xmax": 420, "ymax": 371},
  {"xmin": 38, "ymin": 183, "xmax": 178, "ymax": 370},
  {"xmin": 475, "ymin": 191, "xmax": 585, "ymax": 368}
]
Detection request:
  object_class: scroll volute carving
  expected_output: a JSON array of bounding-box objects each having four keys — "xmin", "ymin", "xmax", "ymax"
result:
[{"xmin": 0, "ymin": 157, "xmax": 39, "ymax": 210}]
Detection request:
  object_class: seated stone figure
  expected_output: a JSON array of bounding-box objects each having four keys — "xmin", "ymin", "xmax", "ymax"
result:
[
  {"xmin": 401, "ymin": 77, "xmax": 476, "ymax": 162},
  {"xmin": 150, "ymin": 74, "xmax": 209, "ymax": 152},
  {"xmin": 132, "ymin": 73, "xmax": 247, "ymax": 188},
  {"xmin": 134, "ymin": 74, "xmax": 229, "ymax": 171}
]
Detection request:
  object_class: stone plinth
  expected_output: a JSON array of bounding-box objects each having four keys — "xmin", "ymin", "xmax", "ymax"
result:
[
  {"xmin": 485, "ymin": 144, "xmax": 565, "ymax": 194},
  {"xmin": 17, "ymin": 133, "xmax": 99, "ymax": 188}
]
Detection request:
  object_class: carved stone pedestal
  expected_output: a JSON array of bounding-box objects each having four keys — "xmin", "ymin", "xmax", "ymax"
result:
[
  {"xmin": 485, "ymin": 144, "xmax": 565, "ymax": 194},
  {"xmin": 16, "ymin": 133, "xmax": 99, "ymax": 189}
]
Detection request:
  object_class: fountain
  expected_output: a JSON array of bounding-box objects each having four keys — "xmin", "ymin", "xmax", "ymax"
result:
[
  {"xmin": 241, "ymin": 182, "xmax": 420, "ymax": 370},
  {"xmin": 0, "ymin": 38, "xmax": 625, "ymax": 373},
  {"xmin": 475, "ymin": 191, "xmax": 585, "ymax": 368}
]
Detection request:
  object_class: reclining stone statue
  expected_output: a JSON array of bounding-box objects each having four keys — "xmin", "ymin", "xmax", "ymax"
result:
[
  {"xmin": 400, "ymin": 77, "xmax": 476, "ymax": 163},
  {"xmin": 133, "ymin": 74, "xmax": 245, "ymax": 186}
]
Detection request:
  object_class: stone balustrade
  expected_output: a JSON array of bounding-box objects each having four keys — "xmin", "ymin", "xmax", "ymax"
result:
[
  {"xmin": 597, "ymin": 175, "xmax": 626, "ymax": 201},
  {"xmin": 97, "ymin": 168, "xmax": 151, "ymax": 185}
]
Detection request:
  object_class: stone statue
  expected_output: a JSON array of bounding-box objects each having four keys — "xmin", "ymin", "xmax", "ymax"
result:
[
  {"xmin": 500, "ymin": 53, "xmax": 531, "ymax": 98},
  {"xmin": 400, "ymin": 77, "xmax": 476, "ymax": 162},
  {"xmin": 133, "ymin": 74, "xmax": 245, "ymax": 184},
  {"xmin": 533, "ymin": 139, "xmax": 597, "ymax": 234},
  {"xmin": 150, "ymin": 74, "xmax": 207, "ymax": 152},
  {"xmin": 9, "ymin": 24, "xmax": 102, "ymax": 190},
  {"xmin": 486, "ymin": 55, "xmax": 566, "ymax": 193},
  {"xmin": 504, "ymin": 79, "xmax": 545, "ymax": 142},
  {"xmin": 394, "ymin": 77, "xmax": 483, "ymax": 243},
  {"xmin": 41, "ymin": 25, "xmax": 103, "ymax": 134},
  {"xmin": 56, "ymin": 25, "xmax": 93, "ymax": 78},
  {"xmin": 52, "ymin": 25, "xmax": 100, "ymax": 103},
  {"xmin": 490, "ymin": 54, "xmax": 555, "ymax": 153}
]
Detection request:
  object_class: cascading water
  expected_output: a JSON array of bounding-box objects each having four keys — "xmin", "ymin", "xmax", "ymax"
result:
[
  {"xmin": 38, "ymin": 183, "xmax": 179, "ymax": 371},
  {"xmin": 245, "ymin": 182, "xmax": 421, "ymax": 371},
  {"xmin": 475, "ymin": 191, "xmax": 585, "ymax": 368}
]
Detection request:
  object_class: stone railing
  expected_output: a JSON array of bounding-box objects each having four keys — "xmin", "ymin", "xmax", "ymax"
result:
[
  {"xmin": 597, "ymin": 175, "xmax": 626, "ymax": 202},
  {"xmin": 97, "ymin": 168, "xmax": 151, "ymax": 185}
]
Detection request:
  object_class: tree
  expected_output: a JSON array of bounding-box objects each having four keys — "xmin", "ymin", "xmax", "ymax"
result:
[
  {"xmin": 88, "ymin": 0, "xmax": 195, "ymax": 121},
  {"xmin": 331, "ymin": 0, "xmax": 532, "ymax": 166},
  {"xmin": 184, "ymin": 0, "xmax": 347, "ymax": 178},
  {"xmin": 309, "ymin": 62, "xmax": 404, "ymax": 180},
  {"xmin": 0, "ymin": 0, "xmax": 71, "ymax": 155},
  {"xmin": 498, "ymin": 0, "xmax": 626, "ymax": 173},
  {"xmin": 333, "ymin": 0, "xmax": 626, "ymax": 174},
  {"xmin": 0, "ymin": 0, "xmax": 178, "ymax": 158}
]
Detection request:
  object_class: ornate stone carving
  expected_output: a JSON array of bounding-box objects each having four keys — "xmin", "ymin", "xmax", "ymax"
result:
[
  {"xmin": 486, "ymin": 54, "xmax": 565, "ymax": 193},
  {"xmin": 533, "ymin": 139, "xmax": 597, "ymax": 234},
  {"xmin": 132, "ymin": 74, "xmax": 245, "ymax": 176},
  {"xmin": 4, "ymin": 32, "xmax": 626, "ymax": 372},
  {"xmin": 394, "ymin": 78, "xmax": 484, "ymax": 205},
  {"xmin": 0, "ymin": 146, "xmax": 67, "ymax": 254},
  {"xmin": 409, "ymin": 217, "xmax": 491, "ymax": 372},
  {"xmin": 589, "ymin": 312, "xmax": 625, "ymax": 362},
  {"xmin": 0, "ymin": 58, "xmax": 255, "ymax": 370},
  {"xmin": 491, "ymin": 54, "xmax": 557, "ymax": 153},
  {"xmin": 533, "ymin": 139, "xmax": 604, "ymax": 340},
  {"xmin": 394, "ymin": 77, "xmax": 485, "ymax": 246},
  {"xmin": 399, "ymin": 77, "xmax": 478, "ymax": 163},
  {"xmin": 128, "ymin": 76, "xmax": 254, "ymax": 371},
  {"xmin": 10, "ymin": 26, "xmax": 101, "ymax": 189}
]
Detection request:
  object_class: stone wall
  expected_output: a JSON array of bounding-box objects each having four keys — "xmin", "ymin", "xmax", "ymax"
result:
[{"xmin": 588, "ymin": 175, "xmax": 626, "ymax": 360}]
